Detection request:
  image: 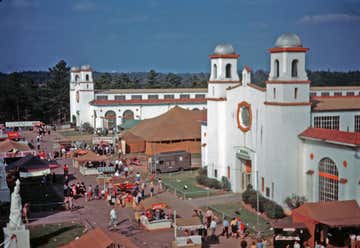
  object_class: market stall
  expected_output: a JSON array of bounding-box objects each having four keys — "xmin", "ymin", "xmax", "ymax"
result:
[
  {"xmin": 73, "ymin": 150, "xmax": 109, "ymax": 175},
  {"xmin": 136, "ymin": 197, "xmax": 173, "ymax": 230},
  {"xmin": 172, "ymin": 217, "xmax": 204, "ymax": 248}
]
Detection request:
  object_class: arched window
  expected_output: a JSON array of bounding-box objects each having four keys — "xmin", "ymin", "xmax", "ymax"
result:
[
  {"xmin": 225, "ymin": 64, "xmax": 231, "ymax": 78},
  {"xmin": 75, "ymin": 75, "xmax": 79, "ymax": 82},
  {"xmin": 104, "ymin": 110, "xmax": 116, "ymax": 130},
  {"xmin": 291, "ymin": 59, "xmax": 298, "ymax": 77},
  {"xmin": 86, "ymin": 74, "xmax": 89, "ymax": 81},
  {"xmin": 274, "ymin": 59, "xmax": 279, "ymax": 78},
  {"xmin": 122, "ymin": 110, "xmax": 134, "ymax": 121},
  {"xmin": 319, "ymin": 158, "xmax": 339, "ymax": 201},
  {"xmin": 213, "ymin": 64, "xmax": 217, "ymax": 79}
]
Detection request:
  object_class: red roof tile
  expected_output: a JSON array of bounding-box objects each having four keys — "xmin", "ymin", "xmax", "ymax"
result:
[
  {"xmin": 311, "ymin": 96, "xmax": 360, "ymax": 112},
  {"xmin": 90, "ymin": 98, "xmax": 207, "ymax": 106},
  {"xmin": 299, "ymin": 128, "xmax": 360, "ymax": 147}
]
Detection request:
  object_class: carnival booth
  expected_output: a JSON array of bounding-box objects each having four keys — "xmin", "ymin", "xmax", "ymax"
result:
[
  {"xmin": 73, "ymin": 150, "xmax": 109, "ymax": 175},
  {"xmin": 172, "ymin": 217, "xmax": 204, "ymax": 248},
  {"xmin": 136, "ymin": 197, "xmax": 173, "ymax": 230},
  {"xmin": 0, "ymin": 139, "xmax": 34, "ymax": 164}
]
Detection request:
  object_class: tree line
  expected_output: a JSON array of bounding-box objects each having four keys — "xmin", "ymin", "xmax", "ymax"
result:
[{"xmin": 0, "ymin": 59, "xmax": 359, "ymax": 124}]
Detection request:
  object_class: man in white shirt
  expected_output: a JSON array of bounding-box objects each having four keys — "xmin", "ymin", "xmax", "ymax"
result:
[
  {"xmin": 109, "ymin": 206, "xmax": 118, "ymax": 228},
  {"xmin": 210, "ymin": 219, "xmax": 217, "ymax": 236}
]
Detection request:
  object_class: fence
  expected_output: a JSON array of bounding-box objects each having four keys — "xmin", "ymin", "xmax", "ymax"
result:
[{"xmin": 207, "ymin": 205, "xmax": 273, "ymax": 237}]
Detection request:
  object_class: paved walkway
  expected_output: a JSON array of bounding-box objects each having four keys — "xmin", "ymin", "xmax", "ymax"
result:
[{"xmin": 20, "ymin": 130, "xmax": 271, "ymax": 247}]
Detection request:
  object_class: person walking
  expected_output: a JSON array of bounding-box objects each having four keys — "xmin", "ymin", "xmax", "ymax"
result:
[
  {"xmin": 158, "ymin": 177, "xmax": 163, "ymax": 192},
  {"xmin": 109, "ymin": 206, "xmax": 118, "ymax": 229},
  {"xmin": 210, "ymin": 218, "xmax": 217, "ymax": 236},
  {"xmin": 222, "ymin": 217, "xmax": 229, "ymax": 238},
  {"xmin": 22, "ymin": 202, "xmax": 30, "ymax": 224},
  {"xmin": 150, "ymin": 181, "xmax": 154, "ymax": 197}
]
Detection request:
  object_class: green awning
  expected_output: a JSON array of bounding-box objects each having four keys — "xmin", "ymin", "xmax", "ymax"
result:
[{"xmin": 119, "ymin": 119, "xmax": 141, "ymax": 130}]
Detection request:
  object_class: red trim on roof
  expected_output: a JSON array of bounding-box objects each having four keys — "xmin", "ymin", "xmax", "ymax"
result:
[
  {"xmin": 209, "ymin": 54, "xmax": 240, "ymax": 59},
  {"xmin": 268, "ymin": 47, "xmax": 309, "ymax": 53},
  {"xmin": 244, "ymin": 65, "xmax": 252, "ymax": 72},
  {"xmin": 90, "ymin": 98, "xmax": 207, "ymax": 106},
  {"xmin": 299, "ymin": 128, "xmax": 360, "ymax": 147}
]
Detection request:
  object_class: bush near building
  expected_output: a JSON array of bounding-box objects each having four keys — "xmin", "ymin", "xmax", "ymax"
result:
[
  {"xmin": 242, "ymin": 185, "xmax": 285, "ymax": 219},
  {"xmin": 196, "ymin": 167, "xmax": 232, "ymax": 191}
]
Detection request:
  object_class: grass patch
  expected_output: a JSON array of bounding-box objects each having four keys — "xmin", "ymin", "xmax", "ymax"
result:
[
  {"xmin": 30, "ymin": 223, "xmax": 84, "ymax": 248},
  {"xmin": 209, "ymin": 201, "xmax": 273, "ymax": 237},
  {"xmin": 161, "ymin": 170, "xmax": 222, "ymax": 198}
]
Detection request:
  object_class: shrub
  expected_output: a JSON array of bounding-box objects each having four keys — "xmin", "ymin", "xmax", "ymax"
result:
[
  {"xmin": 81, "ymin": 122, "xmax": 94, "ymax": 134},
  {"xmin": 196, "ymin": 173, "xmax": 222, "ymax": 189},
  {"xmin": 284, "ymin": 194, "xmax": 307, "ymax": 209},
  {"xmin": 242, "ymin": 186, "xmax": 256, "ymax": 204},
  {"xmin": 221, "ymin": 176, "xmax": 231, "ymax": 191},
  {"xmin": 263, "ymin": 200, "xmax": 285, "ymax": 219},
  {"xmin": 198, "ymin": 167, "xmax": 208, "ymax": 177}
]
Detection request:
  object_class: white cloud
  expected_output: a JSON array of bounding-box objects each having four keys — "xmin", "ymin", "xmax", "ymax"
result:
[
  {"xmin": 73, "ymin": 1, "xmax": 96, "ymax": 12},
  {"xmin": 298, "ymin": 13, "xmax": 360, "ymax": 24}
]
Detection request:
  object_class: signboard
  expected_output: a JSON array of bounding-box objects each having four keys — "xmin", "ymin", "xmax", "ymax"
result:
[
  {"xmin": 5, "ymin": 121, "xmax": 41, "ymax": 128},
  {"xmin": 7, "ymin": 132, "xmax": 19, "ymax": 140},
  {"xmin": 236, "ymin": 147, "xmax": 251, "ymax": 160}
]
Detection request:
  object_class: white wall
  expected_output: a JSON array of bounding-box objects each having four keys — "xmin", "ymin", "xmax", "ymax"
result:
[
  {"xmin": 311, "ymin": 111, "xmax": 360, "ymax": 132},
  {"xmin": 301, "ymin": 140, "xmax": 360, "ymax": 204},
  {"xmin": 269, "ymin": 52, "xmax": 307, "ymax": 81}
]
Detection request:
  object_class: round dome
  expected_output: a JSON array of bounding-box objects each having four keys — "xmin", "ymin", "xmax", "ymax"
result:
[
  {"xmin": 214, "ymin": 43, "xmax": 235, "ymax": 55},
  {"xmin": 81, "ymin": 64, "xmax": 91, "ymax": 70},
  {"xmin": 71, "ymin": 66, "xmax": 80, "ymax": 72},
  {"xmin": 275, "ymin": 33, "xmax": 302, "ymax": 48}
]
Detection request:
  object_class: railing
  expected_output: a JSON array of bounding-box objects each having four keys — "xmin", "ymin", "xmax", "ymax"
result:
[{"xmin": 207, "ymin": 205, "xmax": 273, "ymax": 237}]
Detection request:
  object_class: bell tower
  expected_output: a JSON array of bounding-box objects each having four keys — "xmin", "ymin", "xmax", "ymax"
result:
[{"xmin": 266, "ymin": 33, "xmax": 310, "ymax": 104}]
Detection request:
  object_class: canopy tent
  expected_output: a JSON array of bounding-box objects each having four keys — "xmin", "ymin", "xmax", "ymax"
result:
[
  {"xmin": 141, "ymin": 196, "xmax": 167, "ymax": 210},
  {"xmin": 280, "ymin": 200, "xmax": 360, "ymax": 246},
  {"xmin": 121, "ymin": 107, "xmax": 205, "ymax": 154},
  {"xmin": 74, "ymin": 150, "xmax": 108, "ymax": 163},
  {"xmin": 6, "ymin": 154, "xmax": 53, "ymax": 178},
  {"xmin": 175, "ymin": 217, "xmax": 204, "ymax": 231},
  {"xmin": 61, "ymin": 228, "xmax": 114, "ymax": 248},
  {"xmin": 0, "ymin": 139, "xmax": 33, "ymax": 158}
]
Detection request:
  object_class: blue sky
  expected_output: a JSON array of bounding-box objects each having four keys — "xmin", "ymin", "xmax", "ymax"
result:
[{"xmin": 0, "ymin": 0, "xmax": 359, "ymax": 73}]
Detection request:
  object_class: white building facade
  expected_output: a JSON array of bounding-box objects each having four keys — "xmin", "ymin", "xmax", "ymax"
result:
[
  {"xmin": 69, "ymin": 65, "xmax": 207, "ymax": 130},
  {"xmin": 202, "ymin": 33, "xmax": 360, "ymax": 206}
]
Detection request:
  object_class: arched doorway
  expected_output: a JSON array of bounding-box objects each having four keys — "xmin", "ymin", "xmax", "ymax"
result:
[
  {"xmin": 104, "ymin": 110, "xmax": 116, "ymax": 130},
  {"xmin": 319, "ymin": 157, "xmax": 339, "ymax": 201},
  {"xmin": 123, "ymin": 110, "xmax": 134, "ymax": 121}
]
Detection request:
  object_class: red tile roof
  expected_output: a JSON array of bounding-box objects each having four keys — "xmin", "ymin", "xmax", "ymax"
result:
[
  {"xmin": 299, "ymin": 128, "xmax": 360, "ymax": 147},
  {"xmin": 90, "ymin": 98, "xmax": 207, "ymax": 106}
]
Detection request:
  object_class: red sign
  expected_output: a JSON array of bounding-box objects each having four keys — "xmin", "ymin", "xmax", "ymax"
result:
[{"xmin": 7, "ymin": 132, "xmax": 19, "ymax": 139}]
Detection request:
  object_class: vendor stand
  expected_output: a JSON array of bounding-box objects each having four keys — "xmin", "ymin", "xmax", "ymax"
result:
[
  {"xmin": 136, "ymin": 197, "xmax": 173, "ymax": 230},
  {"xmin": 172, "ymin": 217, "xmax": 204, "ymax": 248},
  {"xmin": 73, "ymin": 150, "xmax": 109, "ymax": 175}
]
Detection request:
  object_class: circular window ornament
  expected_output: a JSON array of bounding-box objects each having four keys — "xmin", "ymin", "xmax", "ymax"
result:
[{"xmin": 237, "ymin": 101, "xmax": 252, "ymax": 132}]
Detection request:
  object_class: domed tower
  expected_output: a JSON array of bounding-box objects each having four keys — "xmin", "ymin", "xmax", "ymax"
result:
[
  {"xmin": 69, "ymin": 65, "xmax": 94, "ymax": 127},
  {"xmin": 208, "ymin": 44, "xmax": 240, "ymax": 98},
  {"xmin": 266, "ymin": 33, "xmax": 310, "ymax": 104},
  {"xmin": 262, "ymin": 33, "xmax": 311, "ymax": 204}
]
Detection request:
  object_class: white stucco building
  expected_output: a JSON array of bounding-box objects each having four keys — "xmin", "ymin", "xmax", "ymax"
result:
[
  {"xmin": 69, "ymin": 65, "xmax": 207, "ymax": 130},
  {"xmin": 202, "ymin": 33, "xmax": 360, "ymax": 205}
]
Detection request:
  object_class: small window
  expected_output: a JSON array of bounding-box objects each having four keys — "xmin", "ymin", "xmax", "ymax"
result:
[
  {"xmin": 273, "ymin": 88, "xmax": 276, "ymax": 99},
  {"xmin": 314, "ymin": 116, "xmax": 340, "ymax": 130},
  {"xmin": 225, "ymin": 64, "xmax": 232, "ymax": 78},
  {"xmin": 334, "ymin": 92, "xmax": 342, "ymax": 96},
  {"xmin": 227, "ymin": 166, "xmax": 230, "ymax": 179},
  {"xmin": 310, "ymin": 92, "xmax": 317, "ymax": 97},
  {"xmin": 159, "ymin": 160, "xmax": 164, "ymax": 165},
  {"xmin": 86, "ymin": 84, "xmax": 89, "ymax": 89},
  {"xmin": 115, "ymin": 95, "xmax": 125, "ymax": 100},
  {"xmin": 75, "ymin": 75, "xmax": 79, "ymax": 82},
  {"xmin": 179, "ymin": 156, "xmax": 183, "ymax": 161},
  {"xmin": 346, "ymin": 92, "xmax": 355, "ymax": 96},
  {"xmin": 271, "ymin": 182, "xmax": 274, "ymax": 199},
  {"xmin": 96, "ymin": 95, "xmax": 108, "ymax": 100},
  {"xmin": 148, "ymin": 95, "xmax": 159, "ymax": 100},
  {"xmin": 213, "ymin": 64, "xmax": 217, "ymax": 79},
  {"xmin": 291, "ymin": 59, "xmax": 298, "ymax": 77},
  {"xmin": 274, "ymin": 59, "xmax": 280, "ymax": 78},
  {"xmin": 86, "ymin": 74, "xmax": 89, "ymax": 81},
  {"xmin": 164, "ymin": 94, "xmax": 174, "ymax": 99},
  {"xmin": 212, "ymin": 86, "xmax": 215, "ymax": 96},
  {"xmin": 355, "ymin": 115, "xmax": 360, "ymax": 132},
  {"xmin": 195, "ymin": 94, "xmax": 206, "ymax": 99},
  {"xmin": 261, "ymin": 177, "xmax": 264, "ymax": 192},
  {"xmin": 294, "ymin": 87, "xmax": 298, "ymax": 99},
  {"xmin": 131, "ymin": 95, "xmax": 142, "ymax": 100},
  {"xmin": 204, "ymin": 132, "xmax": 206, "ymax": 137},
  {"xmin": 214, "ymin": 169, "xmax": 218, "ymax": 178},
  {"xmin": 321, "ymin": 92, "xmax": 330, "ymax": 97},
  {"xmin": 266, "ymin": 187, "xmax": 270, "ymax": 197},
  {"xmin": 180, "ymin": 94, "xmax": 190, "ymax": 99}
]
